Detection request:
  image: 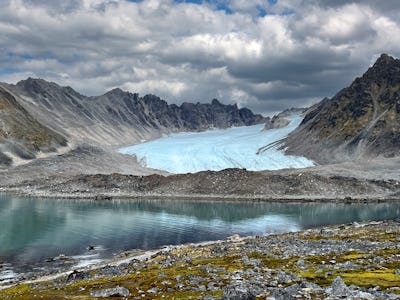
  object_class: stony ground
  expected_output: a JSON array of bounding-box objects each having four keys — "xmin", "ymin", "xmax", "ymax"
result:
[
  {"xmin": 1, "ymin": 220, "xmax": 399, "ymax": 299},
  {"xmin": 5, "ymin": 168, "xmax": 400, "ymax": 202}
]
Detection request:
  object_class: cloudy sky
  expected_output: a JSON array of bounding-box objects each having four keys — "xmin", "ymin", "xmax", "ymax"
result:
[{"xmin": 1, "ymin": 0, "xmax": 400, "ymax": 114}]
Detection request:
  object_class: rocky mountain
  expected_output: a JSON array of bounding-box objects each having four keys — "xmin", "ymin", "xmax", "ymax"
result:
[
  {"xmin": 263, "ymin": 108, "xmax": 306, "ymax": 131},
  {"xmin": 0, "ymin": 86, "xmax": 67, "ymax": 166},
  {"xmin": 282, "ymin": 54, "xmax": 400, "ymax": 163},
  {"xmin": 0, "ymin": 78, "xmax": 264, "ymax": 165}
]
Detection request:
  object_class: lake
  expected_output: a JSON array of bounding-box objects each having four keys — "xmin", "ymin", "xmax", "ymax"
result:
[{"xmin": 1, "ymin": 194, "xmax": 399, "ymax": 281}]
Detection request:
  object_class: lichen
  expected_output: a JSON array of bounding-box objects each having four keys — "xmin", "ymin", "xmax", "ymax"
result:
[{"xmin": 342, "ymin": 270, "xmax": 400, "ymax": 288}]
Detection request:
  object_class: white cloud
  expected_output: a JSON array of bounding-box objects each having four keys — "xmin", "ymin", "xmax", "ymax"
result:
[{"xmin": 0, "ymin": 0, "xmax": 400, "ymax": 114}]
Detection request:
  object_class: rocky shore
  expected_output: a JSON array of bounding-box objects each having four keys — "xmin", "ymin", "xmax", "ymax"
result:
[
  {"xmin": 1, "ymin": 219, "xmax": 399, "ymax": 299},
  {"xmin": 3, "ymin": 166, "xmax": 400, "ymax": 202}
]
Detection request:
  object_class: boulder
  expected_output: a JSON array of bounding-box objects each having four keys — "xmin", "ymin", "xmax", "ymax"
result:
[{"xmin": 90, "ymin": 286, "xmax": 130, "ymax": 298}]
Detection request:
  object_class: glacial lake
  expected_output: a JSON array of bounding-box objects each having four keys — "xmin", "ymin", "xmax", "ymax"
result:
[{"xmin": 1, "ymin": 194, "xmax": 400, "ymax": 281}]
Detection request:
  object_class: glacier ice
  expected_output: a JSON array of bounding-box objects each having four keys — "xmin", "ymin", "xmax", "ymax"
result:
[{"xmin": 119, "ymin": 113, "xmax": 314, "ymax": 173}]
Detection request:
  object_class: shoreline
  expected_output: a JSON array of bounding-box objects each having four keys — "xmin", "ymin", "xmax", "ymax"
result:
[
  {"xmin": 2, "ymin": 187, "xmax": 400, "ymax": 203},
  {"xmin": 1, "ymin": 219, "xmax": 399, "ymax": 299}
]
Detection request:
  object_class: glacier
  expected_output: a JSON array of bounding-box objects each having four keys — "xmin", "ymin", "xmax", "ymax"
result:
[{"xmin": 119, "ymin": 113, "xmax": 314, "ymax": 174}]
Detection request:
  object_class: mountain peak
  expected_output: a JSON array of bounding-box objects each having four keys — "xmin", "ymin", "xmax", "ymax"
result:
[
  {"xmin": 374, "ymin": 53, "xmax": 395, "ymax": 66},
  {"xmin": 211, "ymin": 98, "xmax": 223, "ymax": 106},
  {"xmin": 368, "ymin": 53, "xmax": 399, "ymax": 73},
  {"xmin": 282, "ymin": 53, "xmax": 400, "ymax": 163},
  {"xmin": 105, "ymin": 88, "xmax": 126, "ymax": 96},
  {"xmin": 16, "ymin": 77, "xmax": 62, "ymax": 94},
  {"xmin": 17, "ymin": 77, "xmax": 46, "ymax": 87},
  {"xmin": 360, "ymin": 53, "xmax": 400, "ymax": 86}
]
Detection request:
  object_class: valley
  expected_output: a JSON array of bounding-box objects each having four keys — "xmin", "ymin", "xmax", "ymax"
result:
[
  {"xmin": 2, "ymin": 0, "xmax": 400, "ymax": 298},
  {"xmin": 1, "ymin": 54, "xmax": 400, "ymax": 299},
  {"xmin": 1, "ymin": 55, "xmax": 400, "ymax": 201},
  {"xmin": 119, "ymin": 113, "xmax": 313, "ymax": 174}
]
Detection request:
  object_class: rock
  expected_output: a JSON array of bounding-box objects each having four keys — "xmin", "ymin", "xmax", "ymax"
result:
[
  {"xmin": 94, "ymin": 194, "xmax": 112, "ymax": 200},
  {"xmin": 270, "ymin": 286, "xmax": 296, "ymax": 300},
  {"xmin": 284, "ymin": 284, "xmax": 300, "ymax": 294},
  {"xmin": 263, "ymin": 116, "xmax": 290, "ymax": 131},
  {"xmin": 296, "ymin": 259, "xmax": 305, "ymax": 268},
  {"xmin": 300, "ymin": 281, "xmax": 323, "ymax": 291},
  {"xmin": 222, "ymin": 283, "xmax": 256, "ymax": 300},
  {"xmin": 197, "ymin": 285, "xmax": 206, "ymax": 292},
  {"xmin": 66, "ymin": 270, "xmax": 89, "ymax": 283},
  {"xmin": 354, "ymin": 291, "xmax": 376, "ymax": 300},
  {"xmin": 328, "ymin": 276, "xmax": 349, "ymax": 296},
  {"xmin": 147, "ymin": 287, "xmax": 159, "ymax": 294},
  {"xmin": 90, "ymin": 286, "xmax": 130, "ymax": 298},
  {"xmin": 227, "ymin": 234, "xmax": 241, "ymax": 241},
  {"xmin": 242, "ymin": 255, "xmax": 261, "ymax": 267},
  {"xmin": 207, "ymin": 282, "xmax": 219, "ymax": 291},
  {"xmin": 276, "ymin": 270, "xmax": 293, "ymax": 284}
]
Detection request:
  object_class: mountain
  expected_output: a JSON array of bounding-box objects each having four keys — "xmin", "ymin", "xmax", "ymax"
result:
[
  {"xmin": 263, "ymin": 108, "xmax": 306, "ymax": 131},
  {"xmin": 0, "ymin": 78, "xmax": 265, "ymax": 165},
  {"xmin": 0, "ymin": 86, "xmax": 67, "ymax": 166},
  {"xmin": 282, "ymin": 54, "xmax": 400, "ymax": 163}
]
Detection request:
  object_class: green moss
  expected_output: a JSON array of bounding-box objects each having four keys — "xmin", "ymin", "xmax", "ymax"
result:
[
  {"xmin": 0, "ymin": 254, "xmax": 230, "ymax": 299},
  {"xmin": 247, "ymin": 252, "xmax": 266, "ymax": 260},
  {"xmin": 161, "ymin": 290, "xmax": 223, "ymax": 300},
  {"xmin": 299, "ymin": 269, "xmax": 332, "ymax": 286},
  {"xmin": 192, "ymin": 255, "xmax": 243, "ymax": 272},
  {"xmin": 374, "ymin": 248, "xmax": 400, "ymax": 256},
  {"xmin": 299, "ymin": 268, "xmax": 400, "ymax": 290},
  {"xmin": 0, "ymin": 284, "xmax": 31, "ymax": 296},
  {"xmin": 340, "ymin": 252, "xmax": 366, "ymax": 261},
  {"xmin": 342, "ymin": 270, "xmax": 400, "ymax": 288}
]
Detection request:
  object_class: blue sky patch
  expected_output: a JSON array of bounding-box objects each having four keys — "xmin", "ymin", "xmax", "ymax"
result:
[{"xmin": 0, "ymin": 68, "xmax": 21, "ymax": 75}]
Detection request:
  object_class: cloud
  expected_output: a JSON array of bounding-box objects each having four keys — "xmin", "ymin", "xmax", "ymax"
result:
[{"xmin": 0, "ymin": 0, "xmax": 400, "ymax": 115}]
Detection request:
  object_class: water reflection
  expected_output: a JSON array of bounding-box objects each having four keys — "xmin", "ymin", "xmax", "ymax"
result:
[{"xmin": 0, "ymin": 194, "xmax": 399, "ymax": 270}]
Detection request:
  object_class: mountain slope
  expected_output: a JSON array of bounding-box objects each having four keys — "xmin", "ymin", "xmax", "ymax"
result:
[
  {"xmin": 3, "ymin": 78, "xmax": 265, "ymax": 147},
  {"xmin": 0, "ymin": 86, "xmax": 67, "ymax": 166},
  {"xmin": 282, "ymin": 54, "xmax": 400, "ymax": 163}
]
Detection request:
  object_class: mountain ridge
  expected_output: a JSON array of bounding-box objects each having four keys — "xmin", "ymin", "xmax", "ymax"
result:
[
  {"xmin": 0, "ymin": 78, "xmax": 265, "ymax": 166},
  {"xmin": 0, "ymin": 86, "xmax": 67, "ymax": 165},
  {"xmin": 282, "ymin": 53, "xmax": 400, "ymax": 163}
]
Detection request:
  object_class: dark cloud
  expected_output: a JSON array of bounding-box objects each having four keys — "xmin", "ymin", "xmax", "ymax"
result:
[
  {"xmin": 0, "ymin": 0, "xmax": 400, "ymax": 114},
  {"xmin": 314, "ymin": 0, "xmax": 400, "ymax": 13},
  {"xmin": 22, "ymin": 0, "xmax": 82, "ymax": 12}
]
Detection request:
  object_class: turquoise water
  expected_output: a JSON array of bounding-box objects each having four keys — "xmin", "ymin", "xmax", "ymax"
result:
[{"xmin": 0, "ymin": 194, "xmax": 399, "ymax": 280}]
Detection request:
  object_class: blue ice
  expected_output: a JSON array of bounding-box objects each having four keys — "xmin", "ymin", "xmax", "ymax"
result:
[{"xmin": 119, "ymin": 113, "xmax": 314, "ymax": 174}]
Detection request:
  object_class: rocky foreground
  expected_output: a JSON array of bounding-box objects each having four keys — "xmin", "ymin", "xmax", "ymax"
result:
[{"xmin": 1, "ymin": 220, "xmax": 399, "ymax": 299}]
